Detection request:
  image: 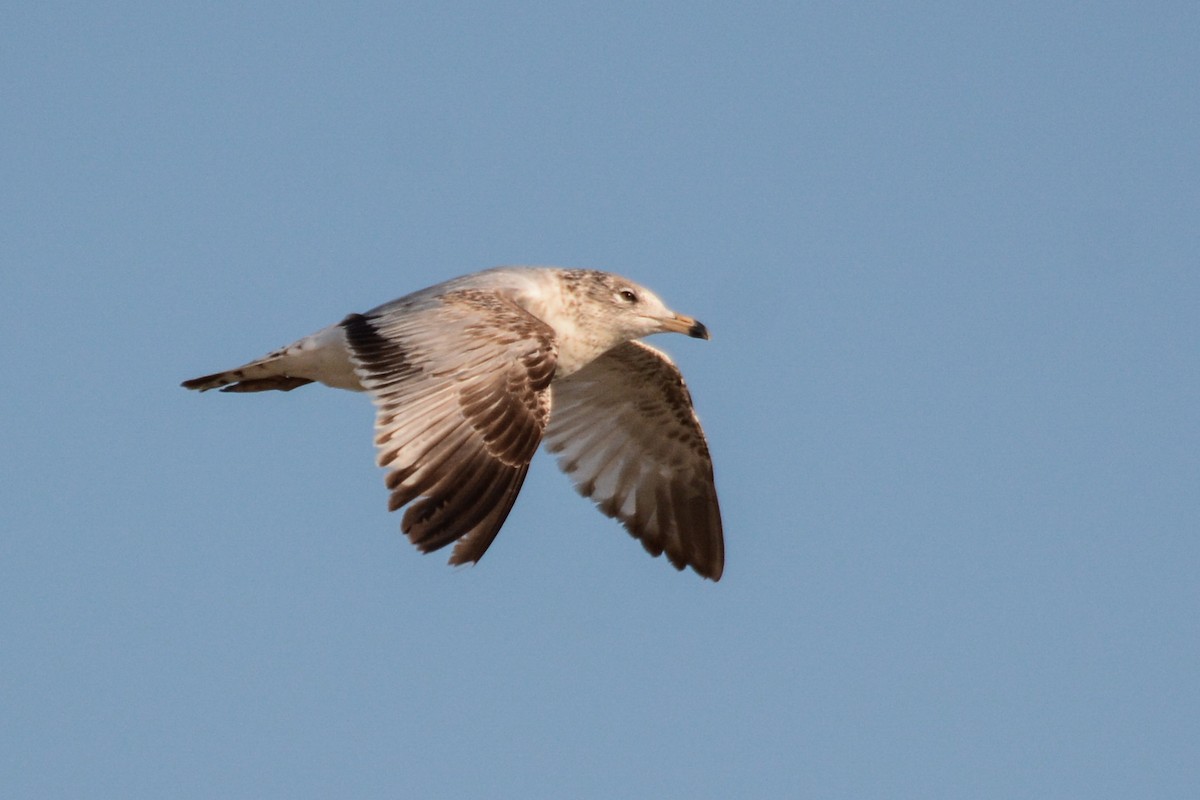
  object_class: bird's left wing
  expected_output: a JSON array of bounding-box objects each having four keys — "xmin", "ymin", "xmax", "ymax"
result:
[
  {"xmin": 543, "ymin": 341, "xmax": 724, "ymax": 580},
  {"xmin": 342, "ymin": 289, "xmax": 558, "ymax": 566}
]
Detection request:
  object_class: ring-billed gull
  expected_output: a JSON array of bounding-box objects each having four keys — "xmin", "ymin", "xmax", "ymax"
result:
[{"xmin": 183, "ymin": 266, "xmax": 723, "ymax": 580}]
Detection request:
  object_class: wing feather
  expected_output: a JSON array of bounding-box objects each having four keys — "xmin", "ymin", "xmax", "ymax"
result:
[
  {"xmin": 341, "ymin": 289, "xmax": 557, "ymax": 565},
  {"xmin": 544, "ymin": 341, "xmax": 724, "ymax": 580}
]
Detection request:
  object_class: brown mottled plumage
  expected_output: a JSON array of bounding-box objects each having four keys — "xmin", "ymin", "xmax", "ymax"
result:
[{"xmin": 182, "ymin": 266, "xmax": 723, "ymax": 580}]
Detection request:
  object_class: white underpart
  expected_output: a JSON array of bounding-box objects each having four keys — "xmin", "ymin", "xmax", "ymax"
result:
[{"xmin": 276, "ymin": 325, "xmax": 363, "ymax": 390}]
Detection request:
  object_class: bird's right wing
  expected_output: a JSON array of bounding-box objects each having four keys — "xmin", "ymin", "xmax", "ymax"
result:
[{"xmin": 543, "ymin": 341, "xmax": 724, "ymax": 580}]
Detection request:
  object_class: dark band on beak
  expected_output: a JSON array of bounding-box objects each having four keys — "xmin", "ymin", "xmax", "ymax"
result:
[{"xmin": 662, "ymin": 312, "xmax": 711, "ymax": 339}]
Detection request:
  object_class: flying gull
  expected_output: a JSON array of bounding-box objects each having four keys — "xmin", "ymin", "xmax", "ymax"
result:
[{"xmin": 182, "ymin": 266, "xmax": 723, "ymax": 580}]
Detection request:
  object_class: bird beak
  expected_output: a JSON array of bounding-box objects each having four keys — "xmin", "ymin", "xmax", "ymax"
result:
[{"xmin": 662, "ymin": 313, "xmax": 710, "ymax": 340}]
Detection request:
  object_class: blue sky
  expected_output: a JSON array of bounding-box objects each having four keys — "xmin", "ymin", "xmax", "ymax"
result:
[{"xmin": 3, "ymin": 2, "xmax": 1198, "ymax": 797}]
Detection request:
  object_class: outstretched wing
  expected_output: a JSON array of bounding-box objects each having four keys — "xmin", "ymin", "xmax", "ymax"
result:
[
  {"xmin": 543, "ymin": 341, "xmax": 724, "ymax": 580},
  {"xmin": 342, "ymin": 289, "xmax": 558, "ymax": 566}
]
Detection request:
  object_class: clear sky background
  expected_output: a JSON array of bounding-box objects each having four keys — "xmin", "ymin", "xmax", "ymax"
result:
[{"xmin": 3, "ymin": 2, "xmax": 1198, "ymax": 798}]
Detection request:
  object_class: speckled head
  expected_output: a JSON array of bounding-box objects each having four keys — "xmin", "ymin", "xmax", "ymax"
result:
[{"xmin": 561, "ymin": 269, "xmax": 710, "ymax": 341}]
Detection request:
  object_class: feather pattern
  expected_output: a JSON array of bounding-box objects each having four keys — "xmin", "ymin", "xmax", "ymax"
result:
[
  {"xmin": 341, "ymin": 290, "xmax": 557, "ymax": 565},
  {"xmin": 544, "ymin": 341, "xmax": 724, "ymax": 580},
  {"xmin": 183, "ymin": 266, "xmax": 722, "ymax": 580}
]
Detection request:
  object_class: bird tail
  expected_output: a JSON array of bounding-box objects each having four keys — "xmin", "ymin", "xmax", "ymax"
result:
[{"xmin": 181, "ymin": 353, "xmax": 315, "ymax": 393}]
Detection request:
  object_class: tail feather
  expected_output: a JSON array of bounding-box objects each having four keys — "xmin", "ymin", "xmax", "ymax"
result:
[
  {"xmin": 222, "ymin": 376, "xmax": 314, "ymax": 392},
  {"xmin": 181, "ymin": 370, "xmax": 241, "ymax": 392},
  {"xmin": 181, "ymin": 354, "xmax": 313, "ymax": 393}
]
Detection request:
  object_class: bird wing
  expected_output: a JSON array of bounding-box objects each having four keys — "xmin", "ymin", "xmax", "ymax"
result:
[
  {"xmin": 543, "ymin": 341, "xmax": 724, "ymax": 580},
  {"xmin": 341, "ymin": 289, "xmax": 558, "ymax": 565}
]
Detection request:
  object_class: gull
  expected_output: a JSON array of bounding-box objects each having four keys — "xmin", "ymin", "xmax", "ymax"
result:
[{"xmin": 183, "ymin": 266, "xmax": 723, "ymax": 580}]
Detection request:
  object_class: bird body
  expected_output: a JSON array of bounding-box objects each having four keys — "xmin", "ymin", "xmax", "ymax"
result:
[{"xmin": 184, "ymin": 267, "xmax": 723, "ymax": 579}]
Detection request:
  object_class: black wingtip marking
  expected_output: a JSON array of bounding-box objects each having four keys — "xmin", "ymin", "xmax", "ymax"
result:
[{"xmin": 341, "ymin": 313, "xmax": 417, "ymax": 378}]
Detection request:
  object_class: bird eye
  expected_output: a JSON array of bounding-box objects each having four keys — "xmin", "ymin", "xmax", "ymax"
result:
[{"xmin": 618, "ymin": 289, "xmax": 638, "ymax": 303}]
